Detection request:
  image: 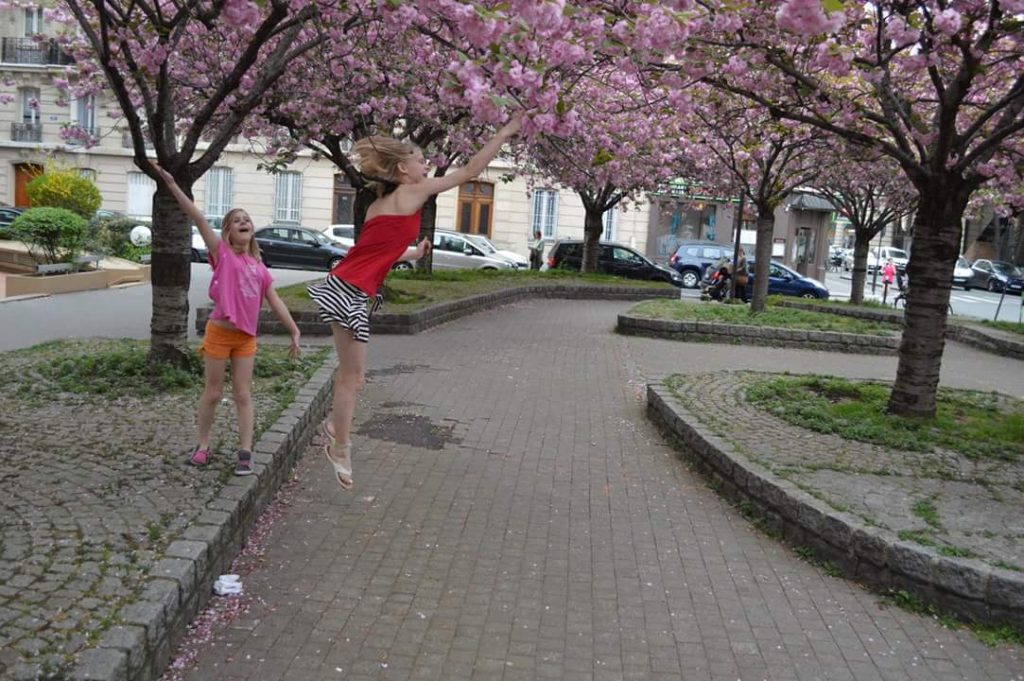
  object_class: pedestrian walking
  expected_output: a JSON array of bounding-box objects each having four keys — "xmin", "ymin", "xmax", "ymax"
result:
[
  {"xmin": 882, "ymin": 258, "xmax": 896, "ymax": 286},
  {"xmin": 151, "ymin": 162, "xmax": 302, "ymax": 476},
  {"xmin": 529, "ymin": 230, "xmax": 545, "ymax": 270},
  {"xmin": 733, "ymin": 248, "xmax": 749, "ymax": 302},
  {"xmin": 310, "ymin": 112, "xmax": 524, "ymax": 490}
]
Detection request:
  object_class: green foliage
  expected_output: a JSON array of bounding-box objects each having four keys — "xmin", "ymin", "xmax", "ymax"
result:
[
  {"xmin": 26, "ymin": 168, "xmax": 102, "ymax": 219},
  {"xmin": 980, "ymin": 319, "xmax": 1024, "ymax": 337},
  {"xmin": 37, "ymin": 343, "xmax": 202, "ymax": 396},
  {"xmin": 11, "ymin": 207, "xmax": 89, "ymax": 264},
  {"xmin": 90, "ymin": 216, "xmax": 151, "ymax": 260},
  {"xmin": 629, "ymin": 299, "xmax": 900, "ymax": 335},
  {"xmin": 911, "ymin": 497, "xmax": 941, "ymax": 529},
  {"xmin": 746, "ymin": 375, "xmax": 1024, "ymax": 462}
]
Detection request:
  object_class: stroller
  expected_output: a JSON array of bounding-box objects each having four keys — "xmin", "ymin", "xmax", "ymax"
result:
[{"xmin": 700, "ymin": 263, "xmax": 732, "ymax": 302}]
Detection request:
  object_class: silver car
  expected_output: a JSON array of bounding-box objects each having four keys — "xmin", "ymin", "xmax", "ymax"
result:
[{"xmin": 432, "ymin": 231, "xmax": 515, "ymax": 271}]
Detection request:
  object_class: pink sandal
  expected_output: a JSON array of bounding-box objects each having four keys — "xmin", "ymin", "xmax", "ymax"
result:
[{"xmin": 189, "ymin": 446, "xmax": 210, "ymax": 466}]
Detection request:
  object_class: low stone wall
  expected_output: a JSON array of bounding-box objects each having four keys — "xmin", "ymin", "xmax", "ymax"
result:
[
  {"xmin": 197, "ymin": 284, "xmax": 680, "ymax": 336},
  {"xmin": 73, "ymin": 360, "xmax": 336, "ymax": 681},
  {"xmin": 646, "ymin": 382, "xmax": 1024, "ymax": 630},
  {"xmin": 617, "ymin": 314, "xmax": 900, "ymax": 354},
  {"xmin": 775, "ymin": 298, "xmax": 1024, "ymax": 360}
]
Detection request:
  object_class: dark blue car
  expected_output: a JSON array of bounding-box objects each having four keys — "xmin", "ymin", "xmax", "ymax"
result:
[{"xmin": 746, "ymin": 259, "xmax": 830, "ymax": 299}]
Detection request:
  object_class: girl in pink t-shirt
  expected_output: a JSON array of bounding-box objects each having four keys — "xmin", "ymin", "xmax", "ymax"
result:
[{"xmin": 152, "ymin": 162, "xmax": 301, "ymax": 476}]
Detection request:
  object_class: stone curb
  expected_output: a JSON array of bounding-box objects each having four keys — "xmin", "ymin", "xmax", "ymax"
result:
[
  {"xmin": 645, "ymin": 382, "xmax": 1024, "ymax": 630},
  {"xmin": 197, "ymin": 284, "xmax": 679, "ymax": 336},
  {"xmin": 71, "ymin": 359, "xmax": 337, "ymax": 681},
  {"xmin": 775, "ymin": 299, "xmax": 1024, "ymax": 360},
  {"xmin": 616, "ymin": 314, "xmax": 900, "ymax": 354}
]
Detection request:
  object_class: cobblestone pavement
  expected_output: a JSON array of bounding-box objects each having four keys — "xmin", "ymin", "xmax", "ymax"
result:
[
  {"xmin": 661, "ymin": 371, "xmax": 1023, "ymax": 570},
  {"xmin": 0, "ymin": 341, "xmax": 324, "ymax": 679},
  {"xmin": 178, "ymin": 299, "xmax": 1022, "ymax": 681}
]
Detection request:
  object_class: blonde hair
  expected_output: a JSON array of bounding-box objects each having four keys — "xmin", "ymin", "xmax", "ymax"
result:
[
  {"xmin": 220, "ymin": 208, "xmax": 260, "ymax": 259},
  {"xmin": 353, "ymin": 136, "xmax": 420, "ymax": 197}
]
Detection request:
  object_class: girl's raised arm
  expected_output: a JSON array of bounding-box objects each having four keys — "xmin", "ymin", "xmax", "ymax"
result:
[
  {"xmin": 409, "ymin": 112, "xmax": 523, "ymax": 202},
  {"xmin": 149, "ymin": 162, "xmax": 221, "ymax": 258}
]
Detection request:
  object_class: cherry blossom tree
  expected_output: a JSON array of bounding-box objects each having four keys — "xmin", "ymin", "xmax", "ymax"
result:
[
  {"xmin": 54, "ymin": 0, "xmax": 334, "ymax": 364},
  {"xmin": 685, "ymin": 90, "xmax": 823, "ymax": 311},
  {"xmin": 812, "ymin": 146, "xmax": 916, "ymax": 304},
  {"xmin": 688, "ymin": 0, "xmax": 1024, "ymax": 417},
  {"xmin": 522, "ymin": 67, "xmax": 692, "ymax": 273}
]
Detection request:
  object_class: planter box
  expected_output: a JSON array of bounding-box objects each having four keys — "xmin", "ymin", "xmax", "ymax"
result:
[{"xmin": 4, "ymin": 266, "xmax": 151, "ymax": 297}]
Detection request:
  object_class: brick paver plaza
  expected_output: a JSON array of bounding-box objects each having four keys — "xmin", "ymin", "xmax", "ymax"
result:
[{"xmin": 176, "ymin": 299, "xmax": 1022, "ymax": 681}]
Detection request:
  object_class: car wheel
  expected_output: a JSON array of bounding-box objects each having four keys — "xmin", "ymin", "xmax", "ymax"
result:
[
  {"xmin": 680, "ymin": 269, "xmax": 700, "ymax": 288},
  {"xmin": 392, "ymin": 261, "xmax": 413, "ymax": 271},
  {"xmin": 327, "ymin": 257, "xmax": 344, "ymax": 271},
  {"xmin": 988, "ymin": 279, "xmax": 998, "ymax": 292},
  {"xmin": 800, "ymin": 292, "xmax": 818, "ymax": 299},
  {"xmin": 963, "ymin": 285, "xmax": 970, "ymax": 291}
]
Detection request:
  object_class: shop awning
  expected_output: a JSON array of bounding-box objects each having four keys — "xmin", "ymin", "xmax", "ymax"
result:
[{"xmin": 788, "ymin": 193, "xmax": 835, "ymax": 212}]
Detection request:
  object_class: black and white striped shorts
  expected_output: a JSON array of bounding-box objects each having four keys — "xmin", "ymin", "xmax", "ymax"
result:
[{"xmin": 307, "ymin": 276, "xmax": 383, "ymax": 343}]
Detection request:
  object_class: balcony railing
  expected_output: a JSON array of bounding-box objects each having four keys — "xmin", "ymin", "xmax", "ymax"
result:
[
  {"xmin": 11, "ymin": 122, "xmax": 42, "ymax": 142},
  {"xmin": 121, "ymin": 129, "xmax": 154, "ymax": 149},
  {"xmin": 1, "ymin": 38, "xmax": 74, "ymax": 66},
  {"xmin": 66, "ymin": 126, "xmax": 100, "ymax": 145}
]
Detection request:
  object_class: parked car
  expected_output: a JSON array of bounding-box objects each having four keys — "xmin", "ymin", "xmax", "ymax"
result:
[
  {"xmin": 967, "ymin": 259, "xmax": 1024, "ymax": 294},
  {"xmin": 462, "ymin": 233, "xmax": 530, "ymax": 269},
  {"xmin": 952, "ymin": 256, "xmax": 973, "ymax": 290},
  {"xmin": 254, "ymin": 225, "xmax": 348, "ymax": 271},
  {"xmin": 317, "ymin": 223, "xmax": 355, "ymax": 248},
  {"xmin": 668, "ymin": 240, "xmax": 736, "ymax": 288},
  {"xmin": 431, "ymin": 230, "xmax": 516, "ymax": 271},
  {"xmin": 746, "ymin": 259, "xmax": 830, "ymax": 299},
  {"xmin": 845, "ymin": 245, "xmax": 909, "ymax": 274},
  {"xmin": 0, "ymin": 204, "xmax": 24, "ymax": 230},
  {"xmin": 545, "ymin": 239, "xmax": 684, "ymax": 286},
  {"xmin": 190, "ymin": 226, "xmax": 208, "ymax": 263}
]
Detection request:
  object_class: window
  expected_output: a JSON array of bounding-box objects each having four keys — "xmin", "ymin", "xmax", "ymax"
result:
[
  {"xmin": 333, "ymin": 174, "xmax": 355, "ymax": 224},
  {"xmin": 205, "ymin": 167, "xmax": 233, "ymax": 218},
  {"xmin": 126, "ymin": 172, "xmax": 156, "ymax": 218},
  {"xmin": 72, "ymin": 95, "xmax": 96, "ymax": 134},
  {"xmin": 21, "ymin": 88, "xmax": 40, "ymax": 124},
  {"xmin": 602, "ymin": 208, "xmax": 617, "ymax": 242},
  {"xmin": 457, "ymin": 182, "xmax": 494, "ymax": 236},
  {"xmin": 77, "ymin": 168, "xmax": 96, "ymax": 182},
  {"xmin": 274, "ymin": 171, "xmax": 302, "ymax": 223},
  {"xmin": 24, "ymin": 7, "xmax": 44, "ymax": 36},
  {"xmin": 532, "ymin": 189, "xmax": 558, "ymax": 240}
]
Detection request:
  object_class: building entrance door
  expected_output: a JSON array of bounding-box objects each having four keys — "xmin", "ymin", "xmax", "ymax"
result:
[{"xmin": 14, "ymin": 163, "xmax": 43, "ymax": 207}]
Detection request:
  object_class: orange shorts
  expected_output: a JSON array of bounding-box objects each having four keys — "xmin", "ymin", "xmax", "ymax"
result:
[{"xmin": 200, "ymin": 320, "xmax": 257, "ymax": 360}]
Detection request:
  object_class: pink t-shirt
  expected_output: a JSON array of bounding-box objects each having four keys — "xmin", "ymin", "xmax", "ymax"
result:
[{"xmin": 208, "ymin": 241, "xmax": 273, "ymax": 336}]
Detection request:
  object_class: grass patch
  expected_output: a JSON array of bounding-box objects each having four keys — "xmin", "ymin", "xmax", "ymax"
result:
[
  {"xmin": 628, "ymin": 299, "xmax": 899, "ymax": 335},
  {"xmin": 277, "ymin": 268, "xmax": 674, "ymax": 314},
  {"xmin": 980, "ymin": 319, "xmax": 1024, "ymax": 337},
  {"xmin": 911, "ymin": 497, "xmax": 942, "ymax": 529},
  {"xmin": 745, "ymin": 375, "xmax": 1024, "ymax": 462}
]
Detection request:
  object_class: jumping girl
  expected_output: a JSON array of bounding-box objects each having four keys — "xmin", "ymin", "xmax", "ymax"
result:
[
  {"xmin": 309, "ymin": 112, "xmax": 523, "ymax": 490},
  {"xmin": 152, "ymin": 162, "xmax": 301, "ymax": 476}
]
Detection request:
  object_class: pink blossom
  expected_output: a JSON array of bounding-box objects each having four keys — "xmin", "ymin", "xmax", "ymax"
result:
[{"xmin": 775, "ymin": 0, "xmax": 844, "ymax": 35}]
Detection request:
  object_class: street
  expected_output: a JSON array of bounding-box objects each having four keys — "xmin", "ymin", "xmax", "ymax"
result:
[{"xmin": 0, "ymin": 263, "xmax": 325, "ymax": 352}]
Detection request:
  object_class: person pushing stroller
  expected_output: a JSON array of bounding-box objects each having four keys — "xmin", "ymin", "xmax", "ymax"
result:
[{"xmin": 700, "ymin": 258, "xmax": 733, "ymax": 302}]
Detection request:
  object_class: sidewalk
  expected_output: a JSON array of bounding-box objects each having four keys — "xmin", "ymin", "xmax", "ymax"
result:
[{"xmin": 178, "ymin": 299, "xmax": 1022, "ymax": 681}]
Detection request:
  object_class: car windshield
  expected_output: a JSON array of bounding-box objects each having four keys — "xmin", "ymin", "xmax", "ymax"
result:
[
  {"xmin": 888, "ymin": 249, "xmax": 909, "ymax": 259},
  {"xmin": 991, "ymin": 262, "xmax": 1016, "ymax": 275},
  {"xmin": 465, "ymin": 235, "xmax": 497, "ymax": 254},
  {"xmin": 312, "ymin": 231, "xmax": 333, "ymax": 246},
  {"xmin": 956, "ymin": 256, "xmax": 970, "ymax": 268}
]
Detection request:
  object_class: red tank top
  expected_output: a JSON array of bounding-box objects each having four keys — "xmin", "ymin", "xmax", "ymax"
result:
[{"xmin": 331, "ymin": 211, "xmax": 421, "ymax": 296}]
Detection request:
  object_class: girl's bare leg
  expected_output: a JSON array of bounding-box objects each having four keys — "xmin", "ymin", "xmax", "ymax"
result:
[
  {"xmin": 327, "ymin": 324, "xmax": 367, "ymax": 485},
  {"xmin": 230, "ymin": 354, "xmax": 256, "ymax": 451},
  {"xmin": 197, "ymin": 356, "xmax": 227, "ymax": 449}
]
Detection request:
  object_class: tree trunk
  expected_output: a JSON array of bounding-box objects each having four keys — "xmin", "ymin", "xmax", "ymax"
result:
[
  {"xmin": 148, "ymin": 186, "xmax": 194, "ymax": 366},
  {"xmin": 848, "ymin": 234, "xmax": 872, "ymax": 305},
  {"xmin": 581, "ymin": 208, "xmax": 604, "ymax": 273},
  {"xmin": 750, "ymin": 214, "xmax": 774, "ymax": 312},
  {"xmin": 887, "ymin": 199, "xmax": 963, "ymax": 418},
  {"xmin": 416, "ymin": 194, "xmax": 437, "ymax": 273}
]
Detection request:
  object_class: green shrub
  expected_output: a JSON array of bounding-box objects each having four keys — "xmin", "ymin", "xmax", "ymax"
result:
[
  {"xmin": 90, "ymin": 216, "xmax": 151, "ymax": 260},
  {"xmin": 11, "ymin": 207, "xmax": 89, "ymax": 264},
  {"xmin": 26, "ymin": 169, "xmax": 102, "ymax": 219}
]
